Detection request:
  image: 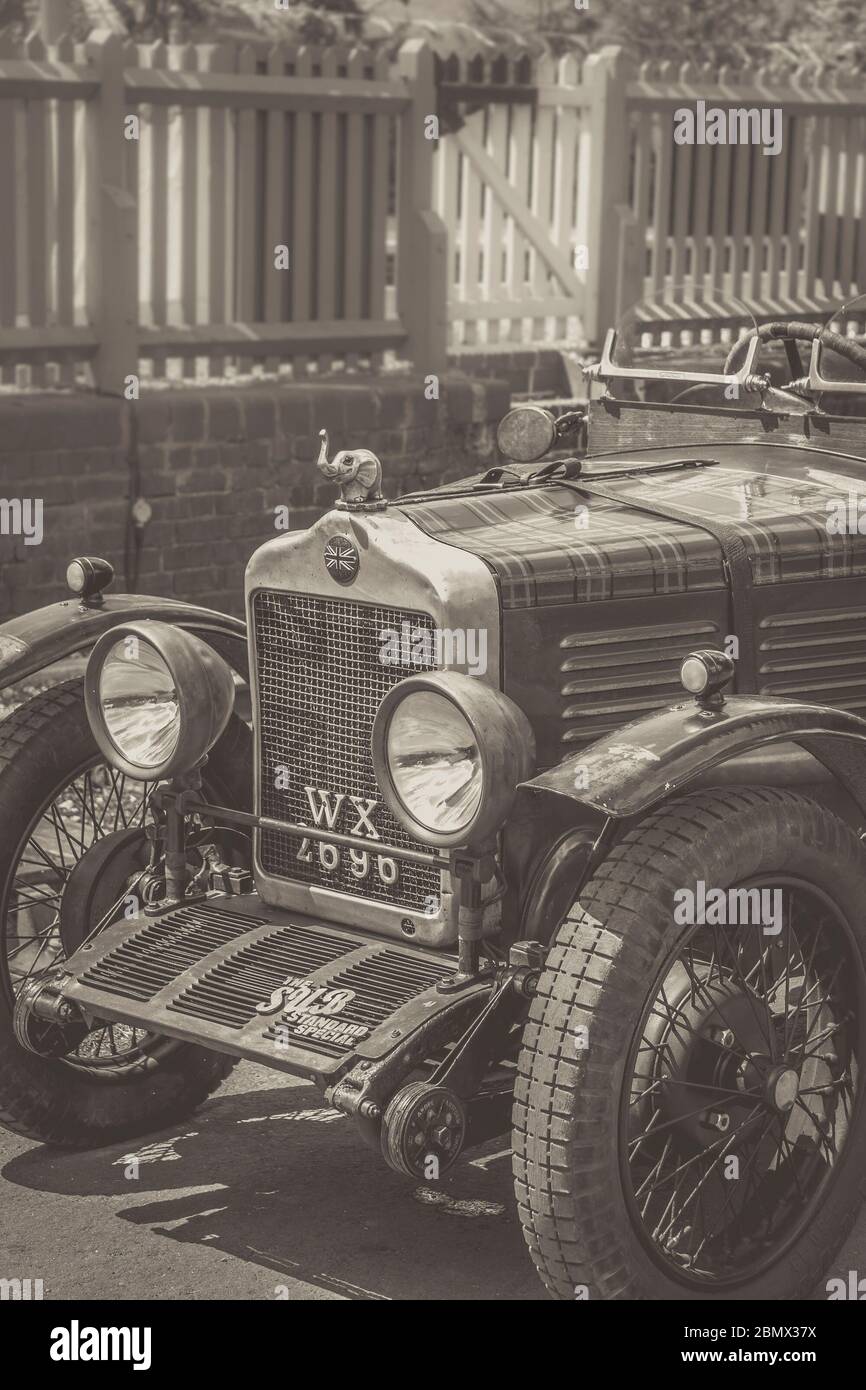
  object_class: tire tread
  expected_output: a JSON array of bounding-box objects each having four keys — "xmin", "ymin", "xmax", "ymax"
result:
[{"xmin": 512, "ymin": 787, "xmax": 866, "ymax": 1300}]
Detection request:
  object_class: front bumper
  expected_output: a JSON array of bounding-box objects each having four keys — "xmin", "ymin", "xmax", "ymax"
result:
[{"xmin": 58, "ymin": 892, "xmax": 490, "ymax": 1087}]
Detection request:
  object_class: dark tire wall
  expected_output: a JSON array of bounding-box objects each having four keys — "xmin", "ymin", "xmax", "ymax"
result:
[
  {"xmin": 512, "ymin": 787, "xmax": 866, "ymax": 1300},
  {"xmin": 0, "ymin": 680, "xmax": 251, "ymax": 1148}
]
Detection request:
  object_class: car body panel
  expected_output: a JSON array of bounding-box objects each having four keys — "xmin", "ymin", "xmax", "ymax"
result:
[
  {"xmin": 521, "ymin": 692, "xmax": 866, "ymax": 819},
  {"xmin": 0, "ymin": 594, "xmax": 248, "ymax": 688},
  {"xmin": 403, "ymin": 443, "xmax": 866, "ymax": 764},
  {"xmin": 404, "ymin": 442, "xmax": 866, "ymax": 608}
]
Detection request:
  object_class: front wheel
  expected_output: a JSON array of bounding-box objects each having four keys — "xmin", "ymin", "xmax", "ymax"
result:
[
  {"xmin": 513, "ymin": 787, "xmax": 866, "ymax": 1300},
  {"xmin": 0, "ymin": 679, "xmax": 251, "ymax": 1148}
]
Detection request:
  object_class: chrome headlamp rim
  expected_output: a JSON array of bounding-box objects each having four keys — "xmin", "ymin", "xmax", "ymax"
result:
[
  {"xmin": 371, "ymin": 670, "xmax": 536, "ymax": 850},
  {"xmin": 84, "ymin": 619, "xmax": 235, "ymax": 781}
]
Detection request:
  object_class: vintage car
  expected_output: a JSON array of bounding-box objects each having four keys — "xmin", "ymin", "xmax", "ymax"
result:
[{"xmin": 1, "ymin": 290, "xmax": 866, "ymax": 1302}]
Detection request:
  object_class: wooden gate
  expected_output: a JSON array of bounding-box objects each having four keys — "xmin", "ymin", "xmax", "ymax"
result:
[
  {"xmin": 433, "ymin": 53, "xmax": 597, "ymax": 352},
  {"xmin": 434, "ymin": 48, "xmax": 866, "ymax": 355}
]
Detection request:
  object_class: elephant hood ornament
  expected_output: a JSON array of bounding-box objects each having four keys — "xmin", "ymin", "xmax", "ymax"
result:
[{"xmin": 316, "ymin": 429, "xmax": 385, "ymax": 508}]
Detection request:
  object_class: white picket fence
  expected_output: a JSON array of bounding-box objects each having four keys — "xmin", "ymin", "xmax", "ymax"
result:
[{"xmin": 437, "ymin": 49, "xmax": 866, "ymax": 352}]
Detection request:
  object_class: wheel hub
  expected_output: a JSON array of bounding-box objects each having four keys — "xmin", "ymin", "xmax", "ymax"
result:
[
  {"xmin": 13, "ymin": 971, "xmax": 90, "ymax": 1057},
  {"xmin": 766, "ymin": 1064, "xmax": 800, "ymax": 1113},
  {"xmin": 635, "ymin": 967, "xmax": 783, "ymax": 1149},
  {"xmin": 623, "ymin": 876, "xmax": 859, "ymax": 1288}
]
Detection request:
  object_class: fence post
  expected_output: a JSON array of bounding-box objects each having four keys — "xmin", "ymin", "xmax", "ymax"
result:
[
  {"xmin": 397, "ymin": 40, "xmax": 448, "ymax": 379},
  {"xmin": 39, "ymin": 0, "xmax": 65, "ymax": 44},
  {"xmin": 583, "ymin": 46, "xmax": 631, "ymax": 346},
  {"xmin": 85, "ymin": 30, "xmax": 137, "ymax": 395},
  {"xmin": 615, "ymin": 203, "xmax": 644, "ymax": 322}
]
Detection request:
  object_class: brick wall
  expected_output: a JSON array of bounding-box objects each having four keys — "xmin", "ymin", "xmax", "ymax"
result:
[
  {"xmin": 449, "ymin": 347, "xmax": 574, "ymax": 399},
  {"xmin": 0, "ymin": 375, "xmax": 509, "ymax": 619}
]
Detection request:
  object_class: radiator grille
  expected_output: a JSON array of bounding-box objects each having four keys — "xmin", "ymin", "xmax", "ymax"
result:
[{"xmin": 252, "ymin": 590, "xmax": 441, "ymax": 911}]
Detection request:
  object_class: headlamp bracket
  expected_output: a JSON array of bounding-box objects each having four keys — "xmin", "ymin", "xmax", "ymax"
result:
[
  {"xmin": 447, "ymin": 845, "xmax": 499, "ymax": 980},
  {"xmin": 148, "ymin": 766, "xmax": 204, "ymax": 910}
]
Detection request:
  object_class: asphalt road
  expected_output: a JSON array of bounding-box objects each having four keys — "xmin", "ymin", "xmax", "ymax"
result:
[
  {"xmin": 1, "ymin": 1062, "xmax": 544, "ymax": 1301},
  {"xmin": 2, "ymin": 1059, "xmax": 866, "ymax": 1302}
]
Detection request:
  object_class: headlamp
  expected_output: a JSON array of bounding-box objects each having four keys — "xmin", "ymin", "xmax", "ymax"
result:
[
  {"xmin": 371, "ymin": 671, "xmax": 535, "ymax": 849},
  {"xmin": 85, "ymin": 620, "xmax": 235, "ymax": 780}
]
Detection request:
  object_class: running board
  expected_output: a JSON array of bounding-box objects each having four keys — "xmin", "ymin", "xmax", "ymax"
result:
[{"xmin": 61, "ymin": 894, "xmax": 489, "ymax": 1085}]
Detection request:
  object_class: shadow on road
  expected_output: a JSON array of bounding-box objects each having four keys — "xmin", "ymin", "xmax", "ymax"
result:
[{"xmin": 2, "ymin": 1080, "xmax": 544, "ymax": 1301}]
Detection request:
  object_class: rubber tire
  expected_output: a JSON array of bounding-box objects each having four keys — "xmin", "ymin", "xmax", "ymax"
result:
[
  {"xmin": 513, "ymin": 787, "xmax": 866, "ymax": 1300},
  {"xmin": 0, "ymin": 679, "xmax": 251, "ymax": 1148}
]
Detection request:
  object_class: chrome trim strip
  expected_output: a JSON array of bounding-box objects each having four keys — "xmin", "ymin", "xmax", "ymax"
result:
[{"xmin": 244, "ymin": 506, "xmax": 502, "ymax": 948}]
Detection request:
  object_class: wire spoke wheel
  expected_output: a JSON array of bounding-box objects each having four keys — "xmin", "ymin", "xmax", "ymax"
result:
[
  {"xmin": 2, "ymin": 759, "xmax": 158, "ymax": 1074},
  {"xmin": 513, "ymin": 788, "xmax": 866, "ymax": 1301},
  {"xmin": 0, "ymin": 681, "xmax": 246, "ymax": 1147},
  {"xmin": 623, "ymin": 878, "xmax": 859, "ymax": 1286}
]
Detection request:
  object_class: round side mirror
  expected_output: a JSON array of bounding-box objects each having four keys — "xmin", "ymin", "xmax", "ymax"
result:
[{"xmin": 496, "ymin": 405, "xmax": 557, "ymax": 463}]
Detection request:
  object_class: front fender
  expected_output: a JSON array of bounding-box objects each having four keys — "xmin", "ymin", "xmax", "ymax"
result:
[
  {"xmin": 520, "ymin": 695, "xmax": 866, "ymax": 821},
  {"xmin": 0, "ymin": 595, "xmax": 248, "ymax": 689}
]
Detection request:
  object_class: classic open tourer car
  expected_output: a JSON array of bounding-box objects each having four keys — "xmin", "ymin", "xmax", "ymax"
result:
[{"xmin": 2, "ymin": 291, "xmax": 866, "ymax": 1301}]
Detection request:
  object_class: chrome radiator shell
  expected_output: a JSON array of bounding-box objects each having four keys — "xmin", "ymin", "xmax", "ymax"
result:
[{"xmin": 245, "ymin": 507, "xmax": 501, "ymax": 947}]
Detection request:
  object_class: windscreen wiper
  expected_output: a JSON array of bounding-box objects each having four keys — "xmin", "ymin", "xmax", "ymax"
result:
[
  {"xmin": 555, "ymin": 456, "xmax": 721, "ymax": 481},
  {"xmin": 399, "ymin": 456, "xmax": 720, "ymax": 505}
]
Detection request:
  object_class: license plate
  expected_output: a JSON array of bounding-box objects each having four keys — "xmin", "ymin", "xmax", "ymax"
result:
[{"xmin": 296, "ymin": 837, "xmax": 399, "ymax": 886}]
